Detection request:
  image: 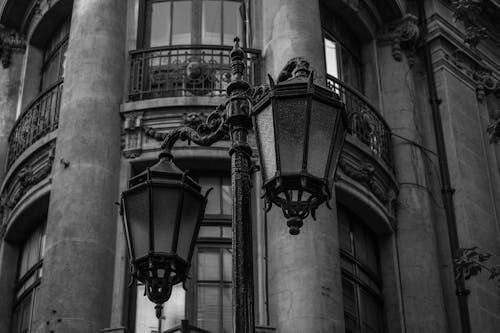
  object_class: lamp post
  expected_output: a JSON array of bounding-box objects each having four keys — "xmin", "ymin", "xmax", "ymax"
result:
[{"xmin": 120, "ymin": 38, "xmax": 347, "ymax": 333}]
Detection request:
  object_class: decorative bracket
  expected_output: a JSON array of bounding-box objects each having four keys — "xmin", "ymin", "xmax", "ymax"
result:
[
  {"xmin": 379, "ymin": 14, "xmax": 420, "ymax": 66},
  {"xmin": 0, "ymin": 27, "xmax": 26, "ymax": 68}
]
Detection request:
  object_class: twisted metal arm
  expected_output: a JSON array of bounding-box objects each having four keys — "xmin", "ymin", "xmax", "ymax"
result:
[{"xmin": 158, "ymin": 103, "xmax": 230, "ymax": 155}]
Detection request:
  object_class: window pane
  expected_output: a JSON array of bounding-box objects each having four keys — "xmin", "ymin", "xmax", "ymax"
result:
[
  {"xmin": 198, "ymin": 225, "xmax": 222, "ymax": 238},
  {"xmin": 223, "ymin": 1, "xmax": 243, "ymax": 46},
  {"xmin": 135, "ymin": 284, "xmax": 185, "ymax": 332},
  {"xmin": 324, "ymin": 38, "xmax": 339, "ymax": 78},
  {"xmin": 222, "ymin": 285, "xmax": 232, "ymax": 333},
  {"xmin": 150, "ymin": 2, "xmax": 171, "ymax": 47},
  {"xmin": 199, "ymin": 177, "xmax": 221, "ymax": 214},
  {"xmin": 42, "ymin": 54, "xmax": 61, "ymax": 90},
  {"xmin": 360, "ymin": 289, "xmax": 383, "ymax": 333},
  {"xmin": 222, "ymin": 248, "xmax": 232, "ymax": 281},
  {"xmin": 221, "ymin": 176, "xmax": 232, "ymax": 214},
  {"xmin": 198, "ymin": 248, "xmax": 220, "ymax": 280},
  {"xmin": 202, "ymin": 1, "xmax": 222, "ymax": 45},
  {"xmin": 172, "ymin": 1, "xmax": 192, "ymax": 45},
  {"xmin": 341, "ymin": 45, "xmax": 363, "ymax": 92},
  {"xmin": 197, "ymin": 284, "xmax": 220, "ymax": 332}
]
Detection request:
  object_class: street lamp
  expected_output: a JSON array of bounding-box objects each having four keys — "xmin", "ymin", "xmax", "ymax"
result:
[
  {"xmin": 120, "ymin": 152, "xmax": 209, "ymax": 319},
  {"xmin": 120, "ymin": 38, "xmax": 347, "ymax": 332}
]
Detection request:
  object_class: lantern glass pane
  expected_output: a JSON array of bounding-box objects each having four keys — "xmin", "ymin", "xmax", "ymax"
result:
[
  {"xmin": 152, "ymin": 186, "xmax": 182, "ymax": 253},
  {"xmin": 275, "ymin": 98, "xmax": 308, "ymax": 174},
  {"xmin": 124, "ymin": 187, "xmax": 150, "ymax": 259},
  {"xmin": 255, "ymin": 104, "xmax": 276, "ymax": 182},
  {"xmin": 177, "ymin": 190, "xmax": 204, "ymax": 261},
  {"xmin": 307, "ymin": 100, "xmax": 339, "ymax": 178},
  {"xmin": 328, "ymin": 117, "xmax": 347, "ymax": 184}
]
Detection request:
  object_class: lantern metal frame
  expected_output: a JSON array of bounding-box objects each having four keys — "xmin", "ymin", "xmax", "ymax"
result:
[
  {"xmin": 120, "ymin": 153, "xmax": 209, "ymax": 318},
  {"xmin": 122, "ymin": 37, "xmax": 347, "ymax": 333},
  {"xmin": 252, "ymin": 59, "xmax": 347, "ymax": 235}
]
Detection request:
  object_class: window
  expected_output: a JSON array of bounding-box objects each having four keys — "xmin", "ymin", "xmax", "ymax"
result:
[
  {"xmin": 143, "ymin": 0, "xmax": 244, "ymax": 47},
  {"xmin": 10, "ymin": 224, "xmax": 46, "ymax": 333},
  {"xmin": 324, "ymin": 34, "xmax": 363, "ymax": 93},
  {"xmin": 40, "ymin": 19, "xmax": 70, "ymax": 91},
  {"xmin": 338, "ymin": 206, "xmax": 384, "ymax": 333},
  {"xmin": 133, "ymin": 174, "xmax": 232, "ymax": 333}
]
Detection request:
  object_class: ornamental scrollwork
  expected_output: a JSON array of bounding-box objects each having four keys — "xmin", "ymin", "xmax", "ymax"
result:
[
  {"xmin": 0, "ymin": 27, "xmax": 26, "ymax": 68},
  {"xmin": 379, "ymin": 14, "xmax": 420, "ymax": 66}
]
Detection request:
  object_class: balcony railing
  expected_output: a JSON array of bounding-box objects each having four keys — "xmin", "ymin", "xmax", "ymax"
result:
[
  {"xmin": 7, "ymin": 80, "xmax": 63, "ymax": 168},
  {"xmin": 327, "ymin": 75, "xmax": 393, "ymax": 168},
  {"xmin": 128, "ymin": 45, "xmax": 260, "ymax": 101}
]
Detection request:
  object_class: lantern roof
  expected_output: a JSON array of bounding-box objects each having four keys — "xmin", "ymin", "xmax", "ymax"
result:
[{"xmin": 128, "ymin": 156, "xmax": 201, "ymax": 194}]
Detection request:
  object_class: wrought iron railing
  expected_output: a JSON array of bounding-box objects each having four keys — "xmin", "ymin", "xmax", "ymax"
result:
[
  {"xmin": 7, "ymin": 80, "xmax": 63, "ymax": 168},
  {"xmin": 327, "ymin": 75, "xmax": 393, "ymax": 168},
  {"xmin": 128, "ymin": 45, "xmax": 260, "ymax": 101}
]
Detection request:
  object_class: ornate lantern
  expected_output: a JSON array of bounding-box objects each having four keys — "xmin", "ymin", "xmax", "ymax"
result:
[
  {"xmin": 252, "ymin": 58, "xmax": 347, "ymax": 235},
  {"xmin": 120, "ymin": 152, "xmax": 208, "ymax": 318}
]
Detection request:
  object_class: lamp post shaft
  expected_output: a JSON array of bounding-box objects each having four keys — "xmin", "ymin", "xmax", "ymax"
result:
[{"xmin": 230, "ymin": 124, "xmax": 255, "ymax": 333}]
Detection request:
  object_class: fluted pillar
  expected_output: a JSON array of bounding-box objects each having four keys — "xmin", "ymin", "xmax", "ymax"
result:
[
  {"xmin": 377, "ymin": 43, "xmax": 449, "ymax": 333},
  {"xmin": 33, "ymin": 1, "xmax": 127, "ymax": 332},
  {"xmin": 263, "ymin": 1, "xmax": 344, "ymax": 332}
]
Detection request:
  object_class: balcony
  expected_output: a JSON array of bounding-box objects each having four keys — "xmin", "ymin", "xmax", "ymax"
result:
[
  {"xmin": 7, "ymin": 80, "xmax": 63, "ymax": 168},
  {"xmin": 327, "ymin": 75, "xmax": 393, "ymax": 169},
  {"xmin": 128, "ymin": 45, "xmax": 260, "ymax": 101}
]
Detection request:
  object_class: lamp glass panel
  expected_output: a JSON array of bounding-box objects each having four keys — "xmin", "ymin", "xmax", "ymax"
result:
[
  {"xmin": 274, "ymin": 97, "xmax": 307, "ymax": 174},
  {"xmin": 177, "ymin": 190, "xmax": 203, "ymax": 261},
  {"xmin": 152, "ymin": 186, "xmax": 182, "ymax": 253},
  {"xmin": 307, "ymin": 100, "xmax": 339, "ymax": 178},
  {"xmin": 124, "ymin": 187, "xmax": 151, "ymax": 259},
  {"xmin": 255, "ymin": 104, "xmax": 277, "ymax": 182},
  {"xmin": 327, "ymin": 116, "xmax": 346, "ymax": 184}
]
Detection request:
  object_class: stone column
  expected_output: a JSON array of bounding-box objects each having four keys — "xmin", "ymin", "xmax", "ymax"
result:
[
  {"xmin": 263, "ymin": 1, "xmax": 344, "ymax": 332},
  {"xmin": 0, "ymin": 31, "xmax": 25, "ymax": 181},
  {"xmin": 0, "ymin": 33, "xmax": 25, "ymax": 333},
  {"xmin": 32, "ymin": 1, "xmax": 127, "ymax": 332},
  {"xmin": 377, "ymin": 42, "xmax": 449, "ymax": 332},
  {"xmin": 263, "ymin": 0, "xmax": 326, "ymax": 83}
]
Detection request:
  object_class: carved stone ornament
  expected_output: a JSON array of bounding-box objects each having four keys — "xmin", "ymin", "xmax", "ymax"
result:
[
  {"xmin": 0, "ymin": 26, "xmax": 26, "ymax": 68},
  {"xmin": 379, "ymin": 14, "xmax": 420, "ymax": 66},
  {"xmin": 122, "ymin": 113, "xmax": 144, "ymax": 159},
  {"xmin": 444, "ymin": 49, "xmax": 500, "ymax": 101},
  {"xmin": 452, "ymin": 0, "xmax": 489, "ymax": 47},
  {"xmin": 338, "ymin": 158, "xmax": 396, "ymax": 207}
]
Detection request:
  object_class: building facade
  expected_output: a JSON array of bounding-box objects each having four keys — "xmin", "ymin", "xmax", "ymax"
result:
[{"xmin": 0, "ymin": 0, "xmax": 499, "ymax": 333}]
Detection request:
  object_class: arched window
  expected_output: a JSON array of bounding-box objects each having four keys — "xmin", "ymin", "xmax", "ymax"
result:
[
  {"xmin": 142, "ymin": 0, "xmax": 245, "ymax": 47},
  {"xmin": 133, "ymin": 174, "xmax": 232, "ymax": 333},
  {"xmin": 338, "ymin": 205, "xmax": 385, "ymax": 333},
  {"xmin": 10, "ymin": 223, "xmax": 46, "ymax": 333}
]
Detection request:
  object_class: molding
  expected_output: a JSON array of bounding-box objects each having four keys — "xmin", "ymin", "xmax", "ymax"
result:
[
  {"xmin": 0, "ymin": 140, "xmax": 55, "ymax": 232},
  {"xmin": 378, "ymin": 14, "xmax": 420, "ymax": 66},
  {"xmin": 0, "ymin": 25, "xmax": 26, "ymax": 68}
]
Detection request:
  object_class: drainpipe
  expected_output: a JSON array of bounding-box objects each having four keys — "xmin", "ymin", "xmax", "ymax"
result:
[{"xmin": 416, "ymin": 2, "xmax": 472, "ymax": 333}]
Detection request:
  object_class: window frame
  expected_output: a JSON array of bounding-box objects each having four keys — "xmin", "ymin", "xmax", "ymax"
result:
[
  {"xmin": 138, "ymin": 0, "xmax": 245, "ymax": 49},
  {"xmin": 323, "ymin": 29, "xmax": 364, "ymax": 93},
  {"xmin": 338, "ymin": 206, "xmax": 385, "ymax": 333},
  {"xmin": 40, "ymin": 19, "xmax": 70, "ymax": 92},
  {"xmin": 10, "ymin": 223, "xmax": 46, "ymax": 333}
]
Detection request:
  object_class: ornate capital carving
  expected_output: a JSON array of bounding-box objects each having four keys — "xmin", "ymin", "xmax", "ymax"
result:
[
  {"xmin": 379, "ymin": 14, "xmax": 420, "ymax": 66},
  {"xmin": 0, "ymin": 27, "xmax": 26, "ymax": 68},
  {"xmin": 444, "ymin": 49, "xmax": 500, "ymax": 101}
]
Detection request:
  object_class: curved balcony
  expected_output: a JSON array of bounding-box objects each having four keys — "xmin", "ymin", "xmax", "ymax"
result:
[
  {"xmin": 7, "ymin": 80, "xmax": 63, "ymax": 168},
  {"xmin": 128, "ymin": 45, "xmax": 260, "ymax": 101},
  {"xmin": 327, "ymin": 75, "xmax": 393, "ymax": 169}
]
